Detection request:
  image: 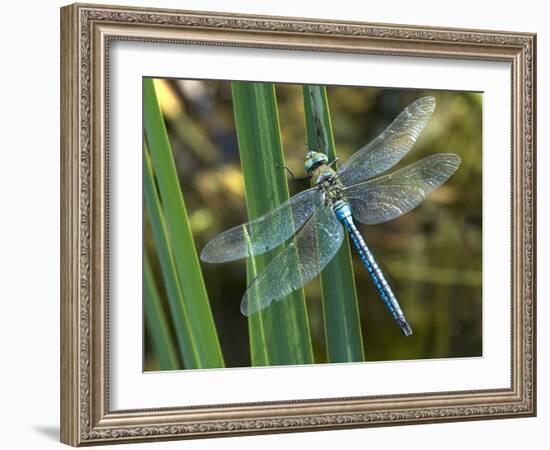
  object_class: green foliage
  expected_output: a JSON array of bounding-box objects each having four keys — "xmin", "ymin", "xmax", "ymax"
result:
[
  {"xmin": 143, "ymin": 253, "xmax": 180, "ymax": 370},
  {"xmin": 142, "ymin": 80, "xmax": 482, "ymax": 369},
  {"xmin": 303, "ymin": 85, "xmax": 365, "ymax": 362},
  {"xmin": 143, "ymin": 78, "xmax": 224, "ymax": 368},
  {"xmin": 143, "ymin": 143, "xmax": 200, "ymax": 368},
  {"xmin": 231, "ymin": 81, "xmax": 314, "ymax": 366}
]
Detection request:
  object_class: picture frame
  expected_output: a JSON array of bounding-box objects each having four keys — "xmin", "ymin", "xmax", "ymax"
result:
[{"xmin": 60, "ymin": 2, "xmax": 536, "ymax": 446}]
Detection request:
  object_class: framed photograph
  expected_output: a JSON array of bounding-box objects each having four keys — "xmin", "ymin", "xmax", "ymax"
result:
[{"xmin": 60, "ymin": 3, "xmax": 536, "ymax": 446}]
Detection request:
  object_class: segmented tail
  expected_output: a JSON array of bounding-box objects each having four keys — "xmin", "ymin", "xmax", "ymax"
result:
[{"xmin": 333, "ymin": 201, "xmax": 413, "ymax": 336}]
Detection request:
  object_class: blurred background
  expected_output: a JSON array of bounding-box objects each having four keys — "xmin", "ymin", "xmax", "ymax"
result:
[{"xmin": 144, "ymin": 79, "xmax": 482, "ymax": 371}]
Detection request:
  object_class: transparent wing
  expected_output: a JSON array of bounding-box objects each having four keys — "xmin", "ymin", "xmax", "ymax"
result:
[
  {"xmin": 241, "ymin": 205, "xmax": 344, "ymax": 316},
  {"xmin": 201, "ymin": 188, "xmax": 321, "ymax": 263},
  {"xmin": 338, "ymin": 96, "xmax": 436, "ymax": 187},
  {"xmin": 344, "ymin": 153, "xmax": 461, "ymax": 225}
]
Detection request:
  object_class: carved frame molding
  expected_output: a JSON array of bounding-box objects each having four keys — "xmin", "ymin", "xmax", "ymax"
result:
[{"xmin": 60, "ymin": 3, "xmax": 536, "ymax": 446}]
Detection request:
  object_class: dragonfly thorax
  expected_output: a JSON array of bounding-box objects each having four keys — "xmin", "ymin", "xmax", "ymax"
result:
[{"xmin": 310, "ymin": 163, "xmax": 346, "ymax": 208}]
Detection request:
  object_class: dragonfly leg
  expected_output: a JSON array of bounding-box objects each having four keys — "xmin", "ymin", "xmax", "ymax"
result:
[
  {"xmin": 280, "ymin": 164, "xmax": 312, "ymax": 182},
  {"xmin": 327, "ymin": 157, "xmax": 339, "ymax": 168}
]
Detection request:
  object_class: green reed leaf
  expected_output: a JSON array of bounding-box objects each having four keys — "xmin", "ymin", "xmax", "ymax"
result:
[
  {"xmin": 143, "ymin": 143, "xmax": 200, "ymax": 368},
  {"xmin": 143, "ymin": 253, "xmax": 181, "ymax": 370},
  {"xmin": 232, "ymin": 81, "xmax": 314, "ymax": 366},
  {"xmin": 303, "ymin": 85, "xmax": 365, "ymax": 362},
  {"xmin": 143, "ymin": 78, "xmax": 224, "ymax": 368}
]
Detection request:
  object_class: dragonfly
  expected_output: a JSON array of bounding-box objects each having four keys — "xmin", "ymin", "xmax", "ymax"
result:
[{"xmin": 201, "ymin": 96, "xmax": 461, "ymax": 337}]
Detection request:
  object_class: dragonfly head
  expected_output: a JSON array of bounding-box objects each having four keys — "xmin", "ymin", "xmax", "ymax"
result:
[{"xmin": 304, "ymin": 151, "xmax": 329, "ymax": 174}]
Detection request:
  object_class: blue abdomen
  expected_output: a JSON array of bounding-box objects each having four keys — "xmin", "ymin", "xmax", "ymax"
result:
[{"xmin": 333, "ymin": 200, "xmax": 413, "ymax": 336}]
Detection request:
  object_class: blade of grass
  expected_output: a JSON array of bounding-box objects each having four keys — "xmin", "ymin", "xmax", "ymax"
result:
[
  {"xmin": 143, "ymin": 77, "xmax": 224, "ymax": 368},
  {"xmin": 143, "ymin": 143, "xmax": 200, "ymax": 368},
  {"xmin": 243, "ymin": 228, "xmax": 269, "ymax": 367},
  {"xmin": 143, "ymin": 253, "xmax": 181, "ymax": 370},
  {"xmin": 231, "ymin": 81, "xmax": 314, "ymax": 366},
  {"xmin": 303, "ymin": 85, "xmax": 365, "ymax": 362}
]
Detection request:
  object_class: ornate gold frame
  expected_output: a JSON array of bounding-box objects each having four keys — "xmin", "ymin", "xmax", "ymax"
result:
[{"xmin": 60, "ymin": 2, "xmax": 536, "ymax": 446}]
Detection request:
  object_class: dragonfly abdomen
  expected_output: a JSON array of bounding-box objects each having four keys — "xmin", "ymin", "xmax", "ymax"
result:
[{"xmin": 333, "ymin": 200, "xmax": 413, "ymax": 337}]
